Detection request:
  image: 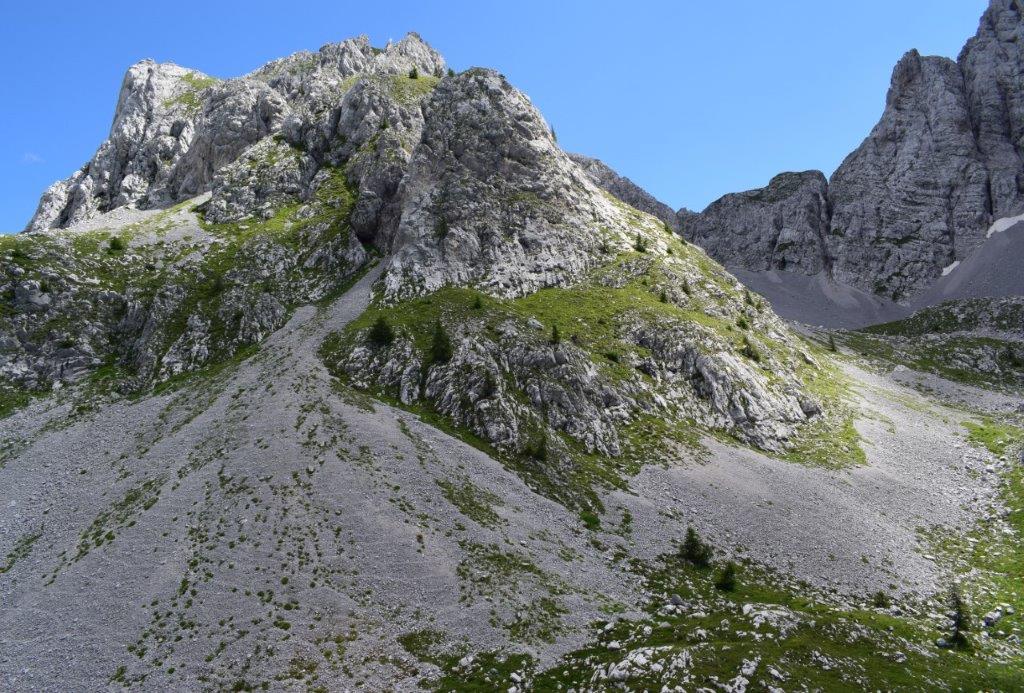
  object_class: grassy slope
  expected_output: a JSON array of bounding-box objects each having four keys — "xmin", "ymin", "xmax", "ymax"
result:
[{"xmin": 323, "ymin": 229, "xmax": 865, "ymax": 514}]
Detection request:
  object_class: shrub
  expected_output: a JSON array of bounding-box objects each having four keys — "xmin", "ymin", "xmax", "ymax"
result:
[
  {"xmin": 715, "ymin": 562, "xmax": 737, "ymax": 591},
  {"xmin": 447, "ymin": 68, "xmax": 455, "ymax": 77},
  {"xmin": 108, "ymin": 237, "xmax": 126, "ymax": 252},
  {"xmin": 680, "ymin": 527, "xmax": 711, "ymax": 567},
  {"xmin": 741, "ymin": 336, "xmax": 762, "ymax": 363},
  {"xmin": 408, "ymin": 67, "xmax": 419, "ymax": 79},
  {"xmin": 1002, "ymin": 345, "xmax": 1023, "ymax": 368},
  {"xmin": 551, "ymin": 324, "xmax": 561, "ymax": 345},
  {"xmin": 428, "ymin": 320, "xmax": 454, "ymax": 365},
  {"xmin": 872, "ymin": 590, "xmax": 891, "ymax": 608},
  {"xmin": 659, "ymin": 290, "xmax": 668, "ymax": 303},
  {"xmin": 525, "ymin": 432, "xmax": 548, "ymax": 461},
  {"xmin": 579, "ymin": 511, "xmax": 600, "ymax": 530},
  {"xmin": 737, "ymin": 315, "xmax": 749, "ymax": 330},
  {"xmin": 744, "ymin": 289, "xmax": 755, "ymax": 306},
  {"xmin": 367, "ymin": 316, "xmax": 394, "ymax": 347},
  {"xmin": 473, "ymin": 295, "xmax": 483, "ymax": 310},
  {"xmin": 682, "ymin": 279, "xmax": 691, "ymax": 296},
  {"xmin": 634, "ymin": 234, "xmax": 648, "ymax": 253},
  {"xmin": 947, "ymin": 585, "xmax": 971, "ymax": 650}
]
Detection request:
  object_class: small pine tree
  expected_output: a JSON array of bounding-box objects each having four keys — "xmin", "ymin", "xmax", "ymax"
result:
[
  {"xmin": 409, "ymin": 67, "xmax": 419, "ymax": 79},
  {"xmin": 473, "ymin": 295, "xmax": 484, "ymax": 310},
  {"xmin": 108, "ymin": 237, "xmax": 125, "ymax": 253},
  {"xmin": 680, "ymin": 527, "xmax": 711, "ymax": 567},
  {"xmin": 828, "ymin": 334, "xmax": 837, "ymax": 352},
  {"xmin": 737, "ymin": 315, "xmax": 749, "ymax": 330},
  {"xmin": 872, "ymin": 590, "xmax": 891, "ymax": 609},
  {"xmin": 659, "ymin": 290, "xmax": 668, "ymax": 303},
  {"xmin": 481, "ymin": 370, "xmax": 497, "ymax": 398},
  {"xmin": 428, "ymin": 320, "xmax": 454, "ymax": 365},
  {"xmin": 634, "ymin": 234, "xmax": 648, "ymax": 253},
  {"xmin": 948, "ymin": 585, "xmax": 971, "ymax": 650},
  {"xmin": 551, "ymin": 324, "xmax": 561, "ymax": 345},
  {"xmin": 741, "ymin": 336, "xmax": 761, "ymax": 363},
  {"xmin": 682, "ymin": 279, "xmax": 691, "ymax": 296},
  {"xmin": 715, "ymin": 562, "xmax": 737, "ymax": 591},
  {"xmin": 526, "ymin": 432, "xmax": 548, "ymax": 461},
  {"xmin": 745, "ymin": 290, "xmax": 755, "ymax": 306},
  {"xmin": 447, "ymin": 67, "xmax": 455, "ymax": 77},
  {"xmin": 367, "ymin": 316, "xmax": 394, "ymax": 347}
]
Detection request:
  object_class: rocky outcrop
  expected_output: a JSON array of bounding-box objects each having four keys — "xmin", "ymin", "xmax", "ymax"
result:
[
  {"xmin": 24, "ymin": 33, "xmax": 446, "ymax": 238},
  {"xmin": 828, "ymin": 50, "xmax": 991, "ymax": 298},
  {"xmin": 685, "ymin": 0, "xmax": 1024, "ymax": 301},
  {"xmin": 25, "ymin": 61, "xmax": 216, "ymax": 232},
  {"xmin": 569, "ymin": 153, "xmax": 681, "ymax": 231},
  {"xmin": 383, "ymin": 69, "xmax": 632, "ymax": 299},
  {"xmin": 959, "ymin": 0, "xmax": 1024, "ymax": 221},
  {"xmin": 10, "ymin": 33, "xmax": 825, "ymax": 464},
  {"xmin": 684, "ymin": 171, "xmax": 830, "ymax": 274}
]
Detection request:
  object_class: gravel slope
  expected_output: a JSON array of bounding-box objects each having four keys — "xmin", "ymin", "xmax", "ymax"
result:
[{"xmin": 0, "ymin": 263, "xmax": 1013, "ymax": 690}]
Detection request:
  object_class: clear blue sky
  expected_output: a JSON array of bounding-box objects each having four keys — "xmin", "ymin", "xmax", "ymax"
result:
[{"xmin": 0, "ymin": 0, "xmax": 988, "ymax": 232}]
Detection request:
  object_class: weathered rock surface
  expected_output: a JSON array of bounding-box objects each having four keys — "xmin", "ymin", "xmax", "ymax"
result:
[
  {"xmin": 569, "ymin": 153, "xmax": 681, "ymax": 231},
  {"xmin": 24, "ymin": 33, "xmax": 446, "ymax": 237},
  {"xmin": 683, "ymin": 171, "xmax": 830, "ymax": 274},
  {"xmin": 684, "ymin": 0, "xmax": 1024, "ymax": 302},
  {"xmin": 24, "ymin": 61, "xmax": 215, "ymax": 232},
  {"xmin": 828, "ymin": 49, "xmax": 991, "ymax": 298},
  {"xmin": 384, "ymin": 69, "xmax": 630, "ymax": 299}
]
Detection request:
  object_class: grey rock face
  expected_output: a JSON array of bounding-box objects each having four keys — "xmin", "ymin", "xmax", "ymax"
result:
[
  {"xmin": 687, "ymin": 1, "xmax": 1024, "ymax": 301},
  {"xmin": 168, "ymin": 79, "xmax": 289, "ymax": 200},
  {"xmin": 828, "ymin": 50, "xmax": 990, "ymax": 298},
  {"xmin": 384, "ymin": 69, "xmax": 628, "ymax": 299},
  {"xmin": 684, "ymin": 171, "xmax": 829, "ymax": 274},
  {"xmin": 25, "ymin": 61, "xmax": 216, "ymax": 232},
  {"xmin": 569, "ymin": 153, "xmax": 681, "ymax": 231},
  {"xmin": 959, "ymin": 0, "xmax": 1024, "ymax": 220},
  {"xmin": 24, "ymin": 33, "xmax": 446, "ymax": 236}
]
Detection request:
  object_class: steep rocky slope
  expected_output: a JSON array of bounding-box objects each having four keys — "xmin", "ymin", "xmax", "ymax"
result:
[
  {"xmin": 569, "ymin": 153, "xmax": 681, "ymax": 232},
  {"xmin": 5, "ymin": 46, "xmax": 829, "ymax": 472},
  {"xmin": 3, "ymin": 247, "xmax": 1021, "ymax": 690},
  {"xmin": 680, "ymin": 0, "xmax": 1024, "ymax": 304}
]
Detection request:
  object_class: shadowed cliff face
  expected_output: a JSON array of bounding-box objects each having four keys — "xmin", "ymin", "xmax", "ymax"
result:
[{"xmin": 672, "ymin": 0, "xmax": 1024, "ymax": 302}]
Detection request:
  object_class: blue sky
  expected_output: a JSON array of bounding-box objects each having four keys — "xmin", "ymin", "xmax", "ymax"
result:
[{"xmin": 0, "ymin": 0, "xmax": 987, "ymax": 232}]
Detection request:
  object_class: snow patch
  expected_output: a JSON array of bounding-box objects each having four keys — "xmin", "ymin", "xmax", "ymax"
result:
[
  {"xmin": 986, "ymin": 213, "xmax": 1024, "ymax": 238},
  {"xmin": 941, "ymin": 260, "xmax": 960, "ymax": 276}
]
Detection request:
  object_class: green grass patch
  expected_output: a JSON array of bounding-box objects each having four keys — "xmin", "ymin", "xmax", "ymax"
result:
[{"xmin": 963, "ymin": 417, "xmax": 1024, "ymax": 457}]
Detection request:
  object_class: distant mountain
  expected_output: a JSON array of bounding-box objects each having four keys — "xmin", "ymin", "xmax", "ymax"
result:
[{"xmin": 675, "ymin": 0, "xmax": 1024, "ymax": 315}]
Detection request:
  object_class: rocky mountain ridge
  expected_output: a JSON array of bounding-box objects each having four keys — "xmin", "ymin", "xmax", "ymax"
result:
[
  {"xmin": 4, "ymin": 31, "xmax": 832, "ymax": 483},
  {"xmin": 680, "ymin": 0, "xmax": 1024, "ymax": 302}
]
